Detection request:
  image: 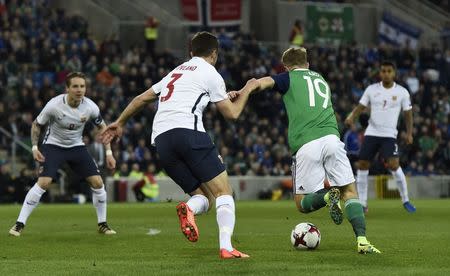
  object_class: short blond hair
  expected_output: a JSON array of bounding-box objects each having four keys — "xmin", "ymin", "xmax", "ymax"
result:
[{"xmin": 282, "ymin": 47, "xmax": 307, "ymax": 68}]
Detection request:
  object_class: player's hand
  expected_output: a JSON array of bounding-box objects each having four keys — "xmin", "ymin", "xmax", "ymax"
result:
[
  {"xmin": 106, "ymin": 155, "xmax": 116, "ymax": 170},
  {"xmin": 99, "ymin": 121, "xmax": 124, "ymax": 144},
  {"xmin": 405, "ymin": 134, "xmax": 413, "ymax": 145},
  {"xmin": 32, "ymin": 148, "xmax": 45, "ymax": 162},
  {"xmin": 227, "ymin": 91, "xmax": 240, "ymax": 101},
  {"xmin": 344, "ymin": 115, "xmax": 354, "ymax": 127}
]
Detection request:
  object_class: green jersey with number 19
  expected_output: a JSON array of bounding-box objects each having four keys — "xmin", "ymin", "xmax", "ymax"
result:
[{"xmin": 273, "ymin": 69, "xmax": 340, "ymax": 153}]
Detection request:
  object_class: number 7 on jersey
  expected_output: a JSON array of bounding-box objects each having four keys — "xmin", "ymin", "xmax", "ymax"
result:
[{"xmin": 160, "ymin": 73, "xmax": 183, "ymax": 102}]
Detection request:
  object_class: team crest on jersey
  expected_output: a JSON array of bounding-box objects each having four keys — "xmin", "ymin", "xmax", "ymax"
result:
[
  {"xmin": 392, "ymin": 96, "xmax": 397, "ymax": 101},
  {"xmin": 80, "ymin": 116, "xmax": 87, "ymax": 123}
]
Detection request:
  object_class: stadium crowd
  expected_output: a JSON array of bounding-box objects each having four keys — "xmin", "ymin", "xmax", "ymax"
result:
[{"xmin": 0, "ymin": 0, "xmax": 449, "ymax": 201}]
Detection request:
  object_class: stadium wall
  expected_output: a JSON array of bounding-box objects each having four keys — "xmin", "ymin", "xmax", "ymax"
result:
[{"xmin": 105, "ymin": 176, "xmax": 450, "ymax": 202}]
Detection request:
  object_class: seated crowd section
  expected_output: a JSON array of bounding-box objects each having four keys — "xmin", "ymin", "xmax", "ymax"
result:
[{"xmin": 0, "ymin": 0, "xmax": 449, "ymax": 189}]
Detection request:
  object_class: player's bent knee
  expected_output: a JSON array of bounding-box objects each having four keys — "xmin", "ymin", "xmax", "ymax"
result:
[
  {"xmin": 86, "ymin": 175, "xmax": 104, "ymax": 189},
  {"xmin": 37, "ymin": 177, "xmax": 52, "ymax": 190},
  {"xmin": 387, "ymin": 159, "xmax": 400, "ymax": 171},
  {"xmin": 204, "ymin": 171, "xmax": 233, "ymax": 198},
  {"xmin": 340, "ymin": 183, "xmax": 358, "ymax": 200}
]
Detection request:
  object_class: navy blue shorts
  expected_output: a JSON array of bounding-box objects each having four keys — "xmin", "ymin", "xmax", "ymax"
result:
[
  {"xmin": 359, "ymin": 136, "xmax": 399, "ymax": 161},
  {"xmin": 39, "ymin": 144, "xmax": 100, "ymax": 180},
  {"xmin": 155, "ymin": 128, "xmax": 225, "ymax": 194}
]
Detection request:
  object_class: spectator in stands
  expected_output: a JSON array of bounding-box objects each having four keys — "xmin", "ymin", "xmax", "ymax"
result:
[
  {"xmin": 133, "ymin": 164, "xmax": 159, "ymax": 202},
  {"xmin": 289, "ymin": 19, "xmax": 304, "ymax": 47},
  {"xmin": 128, "ymin": 163, "xmax": 144, "ymax": 180},
  {"xmin": 1, "ymin": 0, "xmax": 449, "ymax": 186},
  {"xmin": 113, "ymin": 163, "xmax": 129, "ymax": 180},
  {"xmin": 144, "ymin": 16, "xmax": 159, "ymax": 58}
]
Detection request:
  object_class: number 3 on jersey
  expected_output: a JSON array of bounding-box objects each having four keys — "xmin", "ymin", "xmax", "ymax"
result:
[
  {"xmin": 303, "ymin": 75, "xmax": 330, "ymax": 108},
  {"xmin": 160, "ymin": 73, "xmax": 183, "ymax": 102}
]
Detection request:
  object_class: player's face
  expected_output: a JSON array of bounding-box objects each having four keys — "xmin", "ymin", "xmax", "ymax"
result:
[
  {"xmin": 67, "ymin": 77, "xmax": 86, "ymax": 102},
  {"xmin": 379, "ymin": 65, "xmax": 396, "ymax": 83}
]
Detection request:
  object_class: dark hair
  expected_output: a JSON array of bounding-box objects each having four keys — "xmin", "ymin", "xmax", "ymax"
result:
[
  {"xmin": 65, "ymin": 72, "xmax": 86, "ymax": 87},
  {"xmin": 191, "ymin": 31, "xmax": 219, "ymax": 57},
  {"xmin": 380, "ymin": 61, "xmax": 396, "ymax": 70}
]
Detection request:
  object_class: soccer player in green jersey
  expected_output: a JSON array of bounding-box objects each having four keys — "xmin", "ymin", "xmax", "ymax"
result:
[{"xmin": 232, "ymin": 47, "xmax": 380, "ymax": 254}]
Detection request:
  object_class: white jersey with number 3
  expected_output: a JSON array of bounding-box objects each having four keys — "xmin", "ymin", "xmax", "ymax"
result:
[
  {"xmin": 359, "ymin": 82, "xmax": 412, "ymax": 138},
  {"xmin": 150, "ymin": 57, "xmax": 228, "ymax": 143}
]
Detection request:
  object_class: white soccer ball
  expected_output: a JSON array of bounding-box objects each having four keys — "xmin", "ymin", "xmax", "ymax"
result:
[{"xmin": 290, "ymin": 222, "xmax": 321, "ymax": 250}]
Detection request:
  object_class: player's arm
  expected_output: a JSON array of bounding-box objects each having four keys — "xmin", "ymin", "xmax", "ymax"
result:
[
  {"xmin": 96, "ymin": 121, "xmax": 116, "ymax": 169},
  {"xmin": 345, "ymin": 86, "xmax": 371, "ymax": 126},
  {"xmin": 256, "ymin": 76, "xmax": 276, "ymax": 91},
  {"xmin": 117, "ymin": 88, "xmax": 158, "ymax": 126},
  {"xmin": 228, "ymin": 76, "xmax": 277, "ymax": 100},
  {"xmin": 100, "ymin": 88, "xmax": 158, "ymax": 144},
  {"xmin": 31, "ymin": 101, "xmax": 53, "ymax": 162},
  {"xmin": 344, "ymin": 104, "xmax": 367, "ymax": 126},
  {"xmin": 403, "ymin": 109, "xmax": 413, "ymax": 144},
  {"xmin": 31, "ymin": 120, "xmax": 45, "ymax": 162},
  {"xmin": 216, "ymin": 78, "xmax": 259, "ymax": 120}
]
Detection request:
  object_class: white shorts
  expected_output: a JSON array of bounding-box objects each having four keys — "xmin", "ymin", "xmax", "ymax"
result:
[{"xmin": 292, "ymin": 134, "xmax": 355, "ymax": 194}]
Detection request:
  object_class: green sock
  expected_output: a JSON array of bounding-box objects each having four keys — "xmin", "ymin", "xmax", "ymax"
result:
[
  {"xmin": 345, "ymin": 198, "xmax": 366, "ymax": 238},
  {"xmin": 300, "ymin": 189, "xmax": 328, "ymax": 213}
]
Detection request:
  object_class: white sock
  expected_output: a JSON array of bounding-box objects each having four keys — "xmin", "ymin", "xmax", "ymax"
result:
[
  {"xmin": 17, "ymin": 183, "xmax": 46, "ymax": 224},
  {"xmin": 92, "ymin": 186, "xmax": 107, "ymax": 224},
  {"xmin": 187, "ymin": 194, "xmax": 209, "ymax": 215},
  {"xmin": 391, "ymin": 167, "xmax": 409, "ymax": 203},
  {"xmin": 216, "ymin": 195, "xmax": 235, "ymax": 251},
  {"xmin": 356, "ymin": 170, "xmax": 369, "ymax": 207}
]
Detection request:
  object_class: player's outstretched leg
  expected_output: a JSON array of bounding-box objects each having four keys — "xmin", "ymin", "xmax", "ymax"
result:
[
  {"xmin": 296, "ymin": 188, "xmax": 343, "ymax": 225},
  {"xmin": 216, "ymin": 195, "xmax": 249, "ymax": 259},
  {"xmin": 390, "ymin": 166, "xmax": 416, "ymax": 213},
  {"xmin": 297, "ymin": 188, "xmax": 328, "ymax": 213},
  {"xmin": 201, "ymin": 171, "xmax": 248, "ymax": 259},
  {"xmin": 91, "ymin": 185, "xmax": 116, "ymax": 235},
  {"xmin": 9, "ymin": 182, "xmax": 47, "ymax": 236},
  {"xmin": 88, "ymin": 176, "xmax": 116, "ymax": 235},
  {"xmin": 341, "ymin": 183, "xmax": 381, "ymax": 254},
  {"xmin": 356, "ymin": 169, "xmax": 369, "ymax": 213}
]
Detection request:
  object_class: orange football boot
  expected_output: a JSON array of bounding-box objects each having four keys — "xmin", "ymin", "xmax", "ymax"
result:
[
  {"xmin": 219, "ymin": 248, "xmax": 250, "ymax": 259},
  {"xmin": 176, "ymin": 202, "xmax": 199, "ymax": 242}
]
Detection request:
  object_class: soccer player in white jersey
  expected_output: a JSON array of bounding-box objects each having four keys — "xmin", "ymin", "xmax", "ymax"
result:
[
  {"xmin": 345, "ymin": 61, "xmax": 416, "ymax": 213},
  {"xmin": 9, "ymin": 72, "xmax": 117, "ymax": 236},
  {"xmin": 100, "ymin": 32, "xmax": 257, "ymax": 259}
]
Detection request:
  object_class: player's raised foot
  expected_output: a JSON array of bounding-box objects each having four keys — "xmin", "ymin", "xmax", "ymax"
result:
[
  {"xmin": 403, "ymin": 201, "xmax": 416, "ymax": 213},
  {"xmin": 220, "ymin": 248, "xmax": 250, "ymax": 259},
  {"xmin": 9, "ymin": 222, "xmax": 25, "ymax": 237},
  {"xmin": 325, "ymin": 188, "xmax": 343, "ymax": 225},
  {"xmin": 176, "ymin": 202, "xmax": 199, "ymax": 242},
  {"xmin": 98, "ymin": 222, "xmax": 116, "ymax": 235}
]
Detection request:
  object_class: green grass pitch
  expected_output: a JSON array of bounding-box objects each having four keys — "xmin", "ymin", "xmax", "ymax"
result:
[{"xmin": 1, "ymin": 200, "xmax": 449, "ymax": 275}]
